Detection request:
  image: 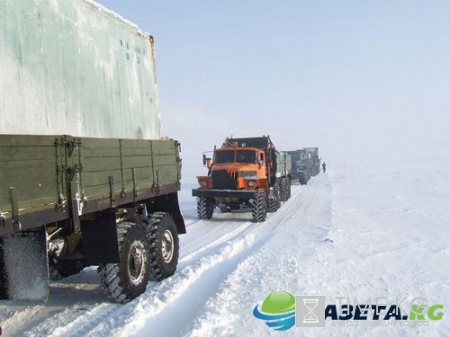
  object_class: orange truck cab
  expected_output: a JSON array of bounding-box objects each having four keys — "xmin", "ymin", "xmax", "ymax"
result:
[{"xmin": 192, "ymin": 136, "xmax": 292, "ymax": 222}]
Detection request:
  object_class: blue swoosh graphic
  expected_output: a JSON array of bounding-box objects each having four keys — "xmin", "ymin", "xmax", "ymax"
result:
[
  {"xmin": 266, "ymin": 316, "xmax": 295, "ymax": 331},
  {"xmin": 253, "ymin": 306, "xmax": 295, "ymax": 320},
  {"xmin": 253, "ymin": 305, "xmax": 296, "ymax": 331}
]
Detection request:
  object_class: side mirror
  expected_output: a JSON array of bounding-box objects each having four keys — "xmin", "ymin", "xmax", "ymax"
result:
[
  {"xmin": 203, "ymin": 154, "xmax": 207, "ymax": 166},
  {"xmin": 206, "ymin": 158, "xmax": 212, "ymax": 169}
]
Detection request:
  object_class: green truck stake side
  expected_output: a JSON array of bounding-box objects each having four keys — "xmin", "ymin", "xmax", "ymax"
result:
[{"xmin": 0, "ymin": 0, "xmax": 186, "ymax": 303}]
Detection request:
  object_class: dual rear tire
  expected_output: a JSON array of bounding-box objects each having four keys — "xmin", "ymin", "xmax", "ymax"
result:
[{"xmin": 98, "ymin": 212, "xmax": 179, "ymax": 303}]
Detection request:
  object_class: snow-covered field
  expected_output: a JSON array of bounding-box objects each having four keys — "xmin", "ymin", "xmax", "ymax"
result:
[{"xmin": 1, "ymin": 160, "xmax": 449, "ymax": 336}]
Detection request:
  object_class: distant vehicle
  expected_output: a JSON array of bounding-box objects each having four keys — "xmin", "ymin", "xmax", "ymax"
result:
[
  {"xmin": 288, "ymin": 148, "xmax": 321, "ymax": 184},
  {"xmin": 192, "ymin": 136, "xmax": 292, "ymax": 222},
  {"xmin": 0, "ymin": 0, "xmax": 185, "ymax": 303}
]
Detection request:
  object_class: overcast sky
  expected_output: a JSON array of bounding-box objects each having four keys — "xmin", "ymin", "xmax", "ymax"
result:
[{"xmin": 97, "ymin": 0, "xmax": 450, "ymax": 181}]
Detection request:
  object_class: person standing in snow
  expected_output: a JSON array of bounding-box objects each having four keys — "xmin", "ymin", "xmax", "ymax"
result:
[{"xmin": 322, "ymin": 162, "xmax": 326, "ymax": 173}]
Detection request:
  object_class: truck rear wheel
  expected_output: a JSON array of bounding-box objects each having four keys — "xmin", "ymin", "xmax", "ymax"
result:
[
  {"xmin": 0, "ymin": 239, "xmax": 8, "ymax": 299},
  {"xmin": 276, "ymin": 186, "xmax": 282, "ymax": 209},
  {"xmin": 299, "ymin": 173, "xmax": 307, "ymax": 185},
  {"xmin": 146, "ymin": 212, "xmax": 179, "ymax": 281},
  {"xmin": 252, "ymin": 189, "xmax": 267, "ymax": 222},
  {"xmin": 269, "ymin": 185, "xmax": 280, "ymax": 213},
  {"xmin": 287, "ymin": 178, "xmax": 291, "ymax": 199},
  {"xmin": 280, "ymin": 178, "xmax": 289, "ymax": 201},
  {"xmin": 98, "ymin": 221, "xmax": 150, "ymax": 303},
  {"xmin": 197, "ymin": 197, "xmax": 214, "ymax": 219}
]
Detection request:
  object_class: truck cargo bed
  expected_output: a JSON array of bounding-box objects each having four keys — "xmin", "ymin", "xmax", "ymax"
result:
[{"xmin": 0, "ymin": 135, "xmax": 181, "ymax": 236}]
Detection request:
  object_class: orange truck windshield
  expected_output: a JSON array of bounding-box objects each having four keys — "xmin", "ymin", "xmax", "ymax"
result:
[{"xmin": 214, "ymin": 150, "xmax": 257, "ymax": 164}]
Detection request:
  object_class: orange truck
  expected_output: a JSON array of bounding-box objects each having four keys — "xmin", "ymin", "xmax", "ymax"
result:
[{"xmin": 192, "ymin": 136, "xmax": 292, "ymax": 222}]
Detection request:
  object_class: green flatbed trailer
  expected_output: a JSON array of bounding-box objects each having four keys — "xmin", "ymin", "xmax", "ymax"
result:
[
  {"xmin": 0, "ymin": 0, "xmax": 186, "ymax": 303},
  {"xmin": 0, "ymin": 135, "xmax": 185, "ymax": 302},
  {"xmin": 0, "ymin": 135, "xmax": 183, "ymax": 237}
]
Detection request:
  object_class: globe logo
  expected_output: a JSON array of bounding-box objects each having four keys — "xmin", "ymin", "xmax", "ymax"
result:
[{"xmin": 253, "ymin": 291, "xmax": 296, "ymax": 331}]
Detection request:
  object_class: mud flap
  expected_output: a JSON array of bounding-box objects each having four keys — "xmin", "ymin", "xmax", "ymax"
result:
[{"xmin": 0, "ymin": 228, "xmax": 49, "ymax": 300}]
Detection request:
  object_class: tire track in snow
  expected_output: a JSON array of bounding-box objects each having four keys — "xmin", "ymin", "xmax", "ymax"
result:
[
  {"xmin": 26, "ymin": 303, "xmax": 118, "ymax": 337},
  {"xmin": 110, "ymin": 183, "xmax": 324, "ymax": 336},
  {"xmin": 0, "ymin": 182, "xmax": 317, "ymax": 337},
  {"xmin": 67, "ymin": 185, "xmax": 307, "ymax": 336},
  {"xmin": 179, "ymin": 183, "xmax": 304, "ymax": 268},
  {"xmin": 81, "ymin": 230, "xmax": 272, "ymax": 336},
  {"xmin": 0, "ymin": 274, "xmax": 106, "ymax": 337},
  {"xmin": 179, "ymin": 221, "xmax": 255, "ymax": 266},
  {"xmin": 0, "ymin": 304, "xmax": 44, "ymax": 336},
  {"xmin": 183, "ymin": 175, "xmax": 333, "ymax": 337}
]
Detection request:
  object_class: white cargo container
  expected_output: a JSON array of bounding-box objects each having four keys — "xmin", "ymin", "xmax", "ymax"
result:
[
  {"xmin": 0, "ymin": 0, "xmax": 185, "ymax": 304},
  {"xmin": 0, "ymin": 0, "xmax": 161, "ymax": 139}
]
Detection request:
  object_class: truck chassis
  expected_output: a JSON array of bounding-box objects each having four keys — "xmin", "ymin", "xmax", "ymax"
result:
[{"xmin": 0, "ymin": 134, "xmax": 185, "ymax": 302}]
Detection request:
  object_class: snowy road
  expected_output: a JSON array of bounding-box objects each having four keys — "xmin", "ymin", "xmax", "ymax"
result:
[{"xmin": 1, "ymin": 165, "xmax": 449, "ymax": 336}]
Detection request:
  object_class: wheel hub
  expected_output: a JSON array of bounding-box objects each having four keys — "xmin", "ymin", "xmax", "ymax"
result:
[
  {"xmin": 161, "ymin": 230, "xmax": 174, "ymax": 263},
  {"xmin": 128, "ymin": 241, "xmax": 146, "ymax": 285}
]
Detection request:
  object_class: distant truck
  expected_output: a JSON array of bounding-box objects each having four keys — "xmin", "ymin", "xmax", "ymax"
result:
[
  {"xmin": 0, "ymin": 0, "xmax": 185, "ymax": 303},
  {"xmin": 192, "ymin": 136, "xmax": 291, "ymax": 222},
  {"xmin": 288, "ymin": 148, "xmax": 321, "ymax": 184}
]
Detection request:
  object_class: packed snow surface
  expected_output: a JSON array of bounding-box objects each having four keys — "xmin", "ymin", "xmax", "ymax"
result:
[{"xmin": 0, "ymin": 160, "xmax": 449, "ymax": 336}]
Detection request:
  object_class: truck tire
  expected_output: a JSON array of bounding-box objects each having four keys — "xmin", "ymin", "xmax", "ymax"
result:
[
  {"xmin": 0, "ymin": 239, "xmax": 8, "ymax": 299},
  {"xmin": 268, "ymin": 185, "xmax": 280, "ymax": 213},
  {"xmin": 299, "ymin": 173, "xmax": 307, "ymax": 185},
  {"xmin": 276, "ymin": 185, "xmax": 282, "ymax": 209},
  {"xmin": 252, "ymin": 189, "xmax": 267, "ymax": 222},
  {"xmin": 146, "ymin": 212, "xmax": 179, "ymax": 281},
  {"xmin": 287, "ymin": 178, "xmax": 291, "ymax": 199},
  {"xmin": 98, "ymin": 221, "xmax": 150, "ymax": 303},
  {"xmin": 197, "ymin": 197, "xmax": 214, "ymax": 219},
  {"xmin": 280, "ymin": 178, "xmax": 289, "ymax": 202}
]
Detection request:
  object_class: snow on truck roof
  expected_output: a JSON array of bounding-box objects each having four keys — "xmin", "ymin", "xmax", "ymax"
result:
[{"xmin": 81, "ymin": 0, "xmax": 151, "ymax": 38}]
